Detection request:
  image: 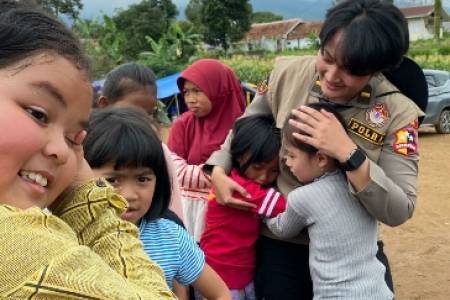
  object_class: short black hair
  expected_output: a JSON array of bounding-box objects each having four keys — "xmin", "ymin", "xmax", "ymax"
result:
[
  {"xmin": 231, "ymin": 114, "xmax": 281, "ymax": 176},
  {"xmin": 0, "ymin": 5, "xmax": 90, "ymax": 77},
  {"xmin": 283, "ymin": 103, "xmax": 347, "ymax": 155},
  {"xmin": 101, "ymin": 62, "xmax": 157, "ymax": 103},
  {"xmin": 84, "ymin": 106, "xmax": 170, "ymax": 221},
  {"xmin": 320, "ymin": 0, "xmax": 408, "ymax": 75}
]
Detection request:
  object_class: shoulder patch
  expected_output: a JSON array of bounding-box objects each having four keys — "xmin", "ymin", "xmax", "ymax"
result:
[
  {"xmin": 365, "ymin": 103, "xmax": 390, "ymax": 128},
  {"xmin": 393, "ymin": 126, "xmax": 418, "ymax": 156},
  {"xmin": 348, "ymin": 118, "xmax": 385, "ymax": 145}
]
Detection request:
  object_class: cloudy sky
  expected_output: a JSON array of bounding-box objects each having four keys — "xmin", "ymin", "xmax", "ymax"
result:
[{"xmin": 80, "ymin": 0, "xmax": 450, "ymax": 21}]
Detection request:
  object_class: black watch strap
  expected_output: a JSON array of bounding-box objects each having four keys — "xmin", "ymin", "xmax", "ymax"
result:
[{"xmin": 340, "ymin": 148, "xmax": 366, "ymax": 172}]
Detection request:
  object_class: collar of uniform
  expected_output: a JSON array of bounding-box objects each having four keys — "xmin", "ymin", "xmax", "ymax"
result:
[{"xmin": 308, "ymin": 73, "xmax": 376, "ymax": 109}]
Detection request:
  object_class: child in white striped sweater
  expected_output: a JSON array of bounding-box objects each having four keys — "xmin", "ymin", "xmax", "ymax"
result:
[{"xmin": 265, "ymin": 103, "xmax": 393, "ymax": 300}]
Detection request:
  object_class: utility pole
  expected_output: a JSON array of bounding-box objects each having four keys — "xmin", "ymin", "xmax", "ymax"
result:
[{"xmin": 434, "ymin": 0, "xmax": 442, "ymax": 40}]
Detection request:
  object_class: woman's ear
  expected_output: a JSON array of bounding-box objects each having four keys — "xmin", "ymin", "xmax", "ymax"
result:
[{"xmin": 97, "ymin": 95, "xmax": 110, "ymax": 108}]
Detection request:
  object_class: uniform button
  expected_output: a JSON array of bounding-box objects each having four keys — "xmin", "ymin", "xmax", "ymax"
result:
[{"xmin": 96, "ymin": 179, "xmax": 107, "ymax": 187}]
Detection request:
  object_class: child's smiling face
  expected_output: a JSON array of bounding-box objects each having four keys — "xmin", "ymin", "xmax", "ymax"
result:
[{"xmin": 0, "ymin": 54, "xmax": 92, "ymax": 209}]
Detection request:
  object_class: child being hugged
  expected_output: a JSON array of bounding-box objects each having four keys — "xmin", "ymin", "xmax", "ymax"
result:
[
  {"xmin": 200, "ymin": 114, "xmax": 287, "ymax": 300},
  {"xmin": 84, "ymin": 106, "xmax": 231, "ymax": 300},
  {"xmin": 265, "ymin": 103, "xmax": 393, "ymax": 300}
]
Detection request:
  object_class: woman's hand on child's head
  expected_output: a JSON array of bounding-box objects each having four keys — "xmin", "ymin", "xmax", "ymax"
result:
[
  {"xmin": 290, "ymin": 106, "xmax": 356, "ymax": 162},
  {"xmin": 211, "ymin": 166, "xmax": 255, "ymax": 210}
]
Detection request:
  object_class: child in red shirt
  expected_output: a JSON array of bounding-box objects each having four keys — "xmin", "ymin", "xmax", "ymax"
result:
[{"xmin": 200, "ymin": 114, "xmax": 286, "ymax": 300}]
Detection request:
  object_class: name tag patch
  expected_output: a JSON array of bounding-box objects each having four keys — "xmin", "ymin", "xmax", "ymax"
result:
[
  {"xmin": 393, "ymin": 127, "xmax": 418, "ymax": 156},
  {"xmin": 348, "ymin": 118, "xmax": 385, "ymax": 145}
]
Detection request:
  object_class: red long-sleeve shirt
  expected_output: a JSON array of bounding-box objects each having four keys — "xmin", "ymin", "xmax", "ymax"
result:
[{"xmin": 200, "ymin": 169, "xmax": 286, "ymax": 289}]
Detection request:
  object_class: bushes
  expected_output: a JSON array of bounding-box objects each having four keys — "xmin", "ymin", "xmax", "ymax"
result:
[{"xmin": 222, "ymin": 56, "xmax": 274, "ymax": 83}]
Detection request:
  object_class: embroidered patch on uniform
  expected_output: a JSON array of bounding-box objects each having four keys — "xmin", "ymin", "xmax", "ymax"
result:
[
  {"xmin": 365, "ymin": 104, "xmax": 390, "ymax": 128},
  {"xmin": 393, "ymin": 127, "xmax": 418, "ymax": 156},
  {"xmin": 257, "ymin": 80, "xmax": 269, "ymax": 95},
  {"xmin": 348, "ymin": 118, "xmax": 385, "ymax": 145}
]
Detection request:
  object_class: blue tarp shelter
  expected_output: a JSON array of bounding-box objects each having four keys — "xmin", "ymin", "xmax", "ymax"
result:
[
  {"xmin": 156, "ymin": 72, "xmax": 181, "ymax": 99},
  {"xmin": 92, "ymin": 72, "xmax": 181, "ymax": 99}
]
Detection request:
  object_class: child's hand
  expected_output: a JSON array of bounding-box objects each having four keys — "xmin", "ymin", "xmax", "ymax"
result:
[{"xmin": 211, "ymin": 166, "xmax": 256, "ymax": 210}]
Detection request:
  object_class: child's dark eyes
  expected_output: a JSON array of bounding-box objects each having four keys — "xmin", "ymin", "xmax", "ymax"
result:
[
  {"xmin": 137, "ymin": 175, "xmax": 154, "ymax": 183},
  {"xmin": 25, "ymin": 107, "xmax": 48, "ymax": 124},
  {"xmin": 105, "ymin": 177, "xmax": 120, "ymax": 186}
]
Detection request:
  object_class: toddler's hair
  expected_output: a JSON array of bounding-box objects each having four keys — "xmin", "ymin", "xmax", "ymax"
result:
[
  {"xmin": 231, "ymin": 114, "xmax": 281, "ymax": 176},
  {"xmin": 283, "ymin": 102, "xmax": 347, "ymax": 154},
  {"xmin": 84, "ymin": 106, "xmax": 170, "ymax": 221},
  {"xmin": 101, "ymin": 62, "xmax": 157, "ymax": 103}
]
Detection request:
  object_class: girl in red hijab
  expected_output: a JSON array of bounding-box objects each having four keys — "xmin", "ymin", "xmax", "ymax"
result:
[{"xmin": 168, "ymin": 59, "xmax": 245, "ymax": 241}]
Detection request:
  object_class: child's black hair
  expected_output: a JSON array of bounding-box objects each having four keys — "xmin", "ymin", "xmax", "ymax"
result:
[
  {"xmin": 84, "ymin": 106, "xmax": 170, "ymax": 222},
  {"xmin": 320, "ymin": 0, "xmax": 408, "ymax": 75},
  {"xmin": 283, "ymin": 102, "xmax": 347, "ymax": 155},
  {"xmin": 230, "ymin": 114, "xmax": 281, "ymax": 176},
  {"xmin": 0, "ymin": 4, "xmax": 90, "ymax": 77},
  {"xmin": 101, "ymin": 62, "xmax": 157, "ymax": 104}
]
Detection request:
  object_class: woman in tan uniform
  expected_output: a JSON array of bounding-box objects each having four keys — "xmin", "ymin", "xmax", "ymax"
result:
[{"xmin": 206, "ymin": 0, "xmax": 425, "ymax": 299}]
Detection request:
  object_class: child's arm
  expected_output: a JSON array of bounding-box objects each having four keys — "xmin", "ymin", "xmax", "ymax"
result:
[
  {"xmin": 174, "ymin": 223, "xmax": 231, "ymax": 299},
  {"xmin": 191, "ymin": 264, "xmax": 231, "ymax": 300},
  {"xmin": 265, "ymin": 192, "xmax": 309, "ymax": 239},
  {"xmin": 173, "ymin": 280, "xmax": 190, "ymax": 300},
  {"xmin": 0, "ymin": 200, "xmax": 175, "ymax": 299},
  {"xmin": 171, "ymin": 151, "xmax": 212, "ymax": 190},
  {"xmin": 248, "ymin": 185, "xmax": 287, "ymax": 218},
  {"xmin": 50, "ymin": 177, "xmax": 175, "ymax": 299}
]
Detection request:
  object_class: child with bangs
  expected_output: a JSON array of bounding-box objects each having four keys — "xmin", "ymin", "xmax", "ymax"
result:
[
  {"xmin": 199, "ymin": 114, "xmax": 287, "ymax": 300},
  {"xmin": 84, "ymin": 106, "xmax": 231, "ymax": 300}
]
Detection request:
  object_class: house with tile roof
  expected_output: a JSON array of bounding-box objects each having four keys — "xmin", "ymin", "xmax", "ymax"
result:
[
  {"xmin": 237, "ymin": 19, "xmax": 322, "ymax": 52},
  {"xmin": 400, "ymin": 5, "xmax": 450, "ymax": 40}
]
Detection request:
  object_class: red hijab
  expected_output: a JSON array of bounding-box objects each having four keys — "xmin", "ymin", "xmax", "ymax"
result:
[{"xmin": 168, "ymin": 59, "xmax": 245, "ymax": 165}]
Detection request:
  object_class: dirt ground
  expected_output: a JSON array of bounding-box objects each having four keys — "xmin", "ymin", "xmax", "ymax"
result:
[
  {"xmin": 162, "ymin": 126, "xmax": 450, "ymax": 299},
  {"xmin": 381, "ymin": 127, "xmax": 450, "ymax": 299}
]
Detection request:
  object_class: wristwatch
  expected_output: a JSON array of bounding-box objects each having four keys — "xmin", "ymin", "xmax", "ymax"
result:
[{"xmin": 340, "ymin": 148, "xmax": 366, "ymax": 172}]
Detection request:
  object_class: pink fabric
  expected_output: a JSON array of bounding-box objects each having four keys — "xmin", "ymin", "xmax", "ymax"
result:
[
  {"xmin": 200, "ymin": 170, "xmax": 286, "ymax": 289},
  {"xmin": 168, "ymin": 59, "xmax": 245, "ymax": 165},
  {"xmin": 162, "ymin": 143, "xmax": 184, "ymax": 221}
]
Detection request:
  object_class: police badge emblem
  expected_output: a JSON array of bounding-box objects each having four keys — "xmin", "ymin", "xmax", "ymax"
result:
[{"xmin": 365, "ymin": 103, "xmax": 390, "ymax": 128}]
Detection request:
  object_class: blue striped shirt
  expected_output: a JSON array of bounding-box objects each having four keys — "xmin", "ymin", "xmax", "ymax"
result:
[{"xmin": 139, "ymin": 218, "xmax": 205, "ymax": 288}]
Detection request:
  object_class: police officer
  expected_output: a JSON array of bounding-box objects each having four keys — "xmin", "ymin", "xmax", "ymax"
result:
[{"xmin": 206, "ymin": 0, "xmax": 425, "ymax": 299}]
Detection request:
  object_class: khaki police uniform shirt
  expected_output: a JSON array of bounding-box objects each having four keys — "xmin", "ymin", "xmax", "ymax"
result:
[{"xmin": 207, "ymin": 56, "xmax": 424, "ymax": 244}]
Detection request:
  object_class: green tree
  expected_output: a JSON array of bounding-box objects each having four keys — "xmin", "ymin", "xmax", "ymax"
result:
[
  {"xmin": 31, "ymin": 0, "xmax": 83, "ymax": 19},
  {"xmin": 73, "ymin": 15, "xmax": 126, "ymax": 79},
  {"xmin": 201, "ymin": 0, "xmax": 252, "ymax": 51},
  {"xmin": 138, "ymin": 22, "xmax": 201, "ymax": 77},
  {"xmin": 251, "ymin": 11, "xmax": 282, "ymax": 24},
  {"xmin": 185, "ymin": 0, "xmax": 203, "ymax": 30},
  {"xmin": 113, "ymin": 0, "xmax": 178, "ymax": 59}
]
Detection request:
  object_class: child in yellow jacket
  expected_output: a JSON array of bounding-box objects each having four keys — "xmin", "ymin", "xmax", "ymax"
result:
[{"xmin": 0, "ymin": 3, "xmax": 175, "ymax": 299}]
